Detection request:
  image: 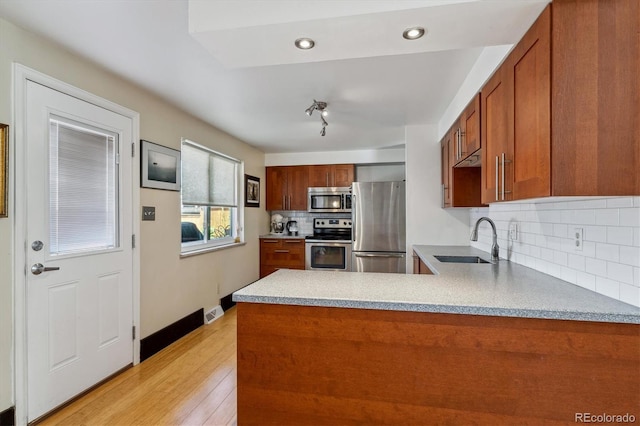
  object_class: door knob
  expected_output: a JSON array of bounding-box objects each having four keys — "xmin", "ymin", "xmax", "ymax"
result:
[{"xmin": 31, "ymin": 263, "xmax": 60, "ymax": 275}]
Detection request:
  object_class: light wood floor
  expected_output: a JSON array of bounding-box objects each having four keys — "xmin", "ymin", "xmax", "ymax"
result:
[{"xmin": 39, "ymin": 307, "xmax": 238, "ymax": 426}]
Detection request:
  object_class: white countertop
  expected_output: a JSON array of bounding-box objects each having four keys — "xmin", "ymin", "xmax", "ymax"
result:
[
  {"xmin": 233, "ymin": 245, "xmax": 640, "ymax": 324},
  {"xmin": 259, "ymin": 233, "xmax": 310, "ymax": 239}
]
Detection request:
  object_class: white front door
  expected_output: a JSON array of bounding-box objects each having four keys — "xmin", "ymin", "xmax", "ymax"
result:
[{"xmin": 25, "ymin": 80, "xmax": 134, "ymax": 421}]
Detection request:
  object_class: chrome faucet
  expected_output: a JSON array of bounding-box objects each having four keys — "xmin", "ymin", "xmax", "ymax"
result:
[{"xmin": 470, "ymin": 217, "xmax": 499, "ymax": 262}]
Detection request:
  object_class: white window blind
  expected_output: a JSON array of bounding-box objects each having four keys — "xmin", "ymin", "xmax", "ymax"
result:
[
  {"xmin": 181, "ymin": 140, "xmax": 239, "ymax": 207},
  {"xmin": 49, "ymin": 117, "xmax": 118, "ymax": 256}
]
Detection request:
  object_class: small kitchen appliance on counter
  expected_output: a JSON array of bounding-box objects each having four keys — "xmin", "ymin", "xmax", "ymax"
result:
[
  {"xmin": 270, "ymin": 213, "xmax": 285, "ymax": 234},
  {"xmin": 305, "ymin": 218, "xmax": 352, "ymax": 271},
  {"xmin": 286, "ymin": 220, "xmax": 299, "ymax": 236}
]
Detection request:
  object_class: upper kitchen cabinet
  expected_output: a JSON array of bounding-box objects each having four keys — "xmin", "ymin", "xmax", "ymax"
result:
[
  {"xmin": 442, "ymin": 124, "xmax": 483, "ymax": 208},
  {"xmin": 551, "ymin": 0, "xmax": 639, "ymax": 196},
  {"xmin": 454, "ymin": 94, "xmax": 481, "ymax": 166},
  {"xmin": 308, "ymin": 164, "xmax": 355, "ymax": 188},
  {"xmin": 266, "ymin": 166, "xmax": 309, "ymax": 211},
  {"xmin": 482, "ymin": 4, "xmax": 550, "ymax": 203},
  {"xmin": 482, "ymin": 0, "xmax": 639, "ymax": 203},
  {"xmin": 481, "ymin": 64, "xmax": 510, "ymax": 204}
]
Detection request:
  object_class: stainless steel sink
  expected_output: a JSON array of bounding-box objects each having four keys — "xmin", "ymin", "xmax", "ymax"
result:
[{"xmin": 434, "ymin": 255, "xmax": 492, "ymax": 264}]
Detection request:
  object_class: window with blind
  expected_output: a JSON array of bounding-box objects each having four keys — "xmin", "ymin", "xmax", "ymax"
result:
[
  {"xmin": 49, "ymin": 116, "xmax": 119, "ymax": 256},
  {"xmin": 181, "ymin": 139, "xmax": 241, "ymax": 252}
]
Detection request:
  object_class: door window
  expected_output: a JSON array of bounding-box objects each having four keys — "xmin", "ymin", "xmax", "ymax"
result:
[{"xmin": 49, "ymin": 116, "xmax": 119, "ymax": 256}]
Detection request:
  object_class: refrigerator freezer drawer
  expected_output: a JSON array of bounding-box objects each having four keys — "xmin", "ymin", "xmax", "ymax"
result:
[{"xmin": 351, "ymin": 252, "xmax": 406, "ymax": 273}]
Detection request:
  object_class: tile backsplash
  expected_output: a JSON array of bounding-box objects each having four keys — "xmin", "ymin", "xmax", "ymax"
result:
[
  {"xmin": 469, "ymin": 197, "xmax": 640, "ymax": 307},
  {"xmin": 269, "ymin": 211, "xmax": 350, "ymax": 235}
]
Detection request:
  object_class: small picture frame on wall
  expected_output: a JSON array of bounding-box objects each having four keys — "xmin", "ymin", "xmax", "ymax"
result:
[
  {"xmin": 0, "ymin": 123, "xmax": 8, "ymax": 218},
  {"xmin": 245, "ymin": 174, "xmax": 260, "ymax": 208},
  {"xmin": 141, "ymin": 140, "xmax": 181, "ymax": 191}
]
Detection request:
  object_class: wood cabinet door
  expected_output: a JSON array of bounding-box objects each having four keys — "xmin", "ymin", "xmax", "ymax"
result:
[
  {"xmin": 462, "ymin": 93, "xmax": 481, "ymax": 158},
  {"xmin": 551, "ymin": 0, "xmax": 640, "ymax": 196},
  {"xmin": 286, "ymin": 166, "xmax": 308, "ymax": 210},
  {"xmin": 509, "ymin": 4, "xmax": 551, "ymax": 200},
  {"xmin": 332, "ymin": 164, "xmax": 354, "ymax": 187},
  {"xmin": 308, "ymin": 164, "xmax": 354, "ymax": 187},
  {"xmin": 481, "ymin": 65, "xmax": 509, "ymax": 204},
  {"xmin": 266, "ymin": 167, "xmax": 286, "ymax": 210},
  {"xmin": 307, "ymin": 165, "xmax": 332, "ymax": 187}
]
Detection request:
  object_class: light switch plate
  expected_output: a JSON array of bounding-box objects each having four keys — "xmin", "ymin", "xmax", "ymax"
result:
[
  {"xmin": 142, "ymin": 206, "xmax": 156, "ymax": 221},
  {"xmin": 509, "ymin": 223, "xmax": 518, "ymax": 241}
]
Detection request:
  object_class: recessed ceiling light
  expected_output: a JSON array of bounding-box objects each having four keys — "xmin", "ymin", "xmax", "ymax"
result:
[
  {"xmin": 295, "ymin": 38, "xmax": 315, "ymax": 50},
  {"xmin": 403, "ymin": 26, "xmax": 426, "ymax": 40}
]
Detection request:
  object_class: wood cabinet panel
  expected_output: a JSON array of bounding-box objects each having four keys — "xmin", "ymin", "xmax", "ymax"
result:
[
  {"xmin": 510, "ymin": 3, "xmax": 551, "ymax": 200},
  {"xmin": 265, "ymin": 166, "xmax": 308, "ymax": 211},
  {"xmin": 454, "ymin": 94, "xmax": 481, "ymax": 166},
  {"xmin": 265, "ymin": 167, "xmax": 286, "ymax": 210},
  {"xmin": 307, "ymin": 164, "xmax": 354, "ymax": 187},
  {"xmin": 551, "ymin": 0, "xmax": 640, "ymax": 196},
  {"xmin": 332, "ymin": 164, "xmax": 354, "ymax": 187},
  {"xmin": 462, "ymin": 93, "xmax": 481, "ymax": 157},
  {"xmin": 237, "ymin": 303, "xmax": 640, "ymax": 425},
  {"xmin": 286, "ymin": 166, "xmax": 308, "ymax": 210},
  {"xmin": 259, "ymin": 239, "xmax": 305, "ymax": 278},
  {"xmin": 481, "ymin": 66, "xmax": 509, "ymax": 204}
]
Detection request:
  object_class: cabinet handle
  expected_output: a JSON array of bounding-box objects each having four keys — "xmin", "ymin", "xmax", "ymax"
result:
[
  {"xmin": 495, "ymin": 156, "xmax": 499, "ymax": 201},
  {"xmin": 263, "ymin": 240, "xmax": 279, "ymax": 243},
  {"xmin": 274, "ymin": 249, "xmax": 290, "ymax": 253},
  {"xmin": 501, "ymin": 152, "xmax": 512, "ymax": 201},
  {"xmin": 285, "ymin": 240, "xmax": 301, "ymax": 244},
  {"xmin": 458, "ymin": 129, "xmax": 465, "ymax": 157},
  {"xmin": 326, "ymin": 172, "xmax": 329, "ymax": 187},
  {"xmin": 441, "ymin": 183, "xmax": 447, "ymax": 208}
]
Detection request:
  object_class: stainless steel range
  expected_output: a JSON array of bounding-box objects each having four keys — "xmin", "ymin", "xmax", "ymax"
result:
[{"xmin": 305, "ymin": 218, "xmax": 352, "ymax": 272}]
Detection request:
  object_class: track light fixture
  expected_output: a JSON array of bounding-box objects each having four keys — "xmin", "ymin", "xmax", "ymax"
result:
[{"xmin": 305, "ymin": 99, "xmax": 329, "ymax": 136}]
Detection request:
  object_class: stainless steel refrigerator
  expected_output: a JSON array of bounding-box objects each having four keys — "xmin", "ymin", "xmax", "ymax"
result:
[{"xmin": 351, "ymin": 181, "xmax": 406, "ymax": 273}]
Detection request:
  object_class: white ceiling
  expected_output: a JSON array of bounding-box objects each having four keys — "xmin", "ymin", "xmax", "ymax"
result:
[{"xmin": 0, "ymin": 0, "xmax": 549, "ymax": 154}]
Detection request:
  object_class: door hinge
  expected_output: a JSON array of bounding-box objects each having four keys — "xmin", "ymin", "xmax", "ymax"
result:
[
  {"xmin": 132, "ymin": 326, "xmax": 136, "ymax": 340},
  {"xmin": 132, "ymin": 234, "xmax": 136, "ymax": 249},
  {"xmin": 131, "ymin": 142, "xmax": 135, "ymax": 157}
]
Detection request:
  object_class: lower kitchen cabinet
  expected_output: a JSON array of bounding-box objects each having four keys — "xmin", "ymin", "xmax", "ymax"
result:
[
  {"xmin": 260, "ymin": 238, "xmax": 305, "ymax": 278},
  {"xmin": 237, "ymin": 303, "xmax": 639, "ymax": 424},
  {"xmin": 412, "ymin": 251, "xmax": 433, "ymax": 274}
]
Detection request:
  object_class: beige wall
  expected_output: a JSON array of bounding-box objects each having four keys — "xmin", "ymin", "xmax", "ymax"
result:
[{"xmin": 0, "ymin": 17, "xmax": 267, "ymax": 412}]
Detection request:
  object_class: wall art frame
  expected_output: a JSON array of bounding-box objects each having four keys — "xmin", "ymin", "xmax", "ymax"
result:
[
  {"xmin": 141, "ymin": 139, "xmax": 181, "ymax": 191},
  {"xmin": 245, "ymin": 174, "xmax": 260, "ymax": 208}
]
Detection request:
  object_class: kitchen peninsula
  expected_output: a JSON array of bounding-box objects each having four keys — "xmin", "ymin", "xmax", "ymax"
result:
[{"xmin": 233, "ymin": 246, "xmax": 640, "ymax": 425}]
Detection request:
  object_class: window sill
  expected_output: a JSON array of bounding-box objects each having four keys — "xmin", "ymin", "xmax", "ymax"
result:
[{"xmin": 180, "ymin": 241, "xmax": 246, "ymax": 258}]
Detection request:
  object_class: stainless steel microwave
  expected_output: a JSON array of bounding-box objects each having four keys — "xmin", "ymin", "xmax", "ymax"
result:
[{"xmin": 307, "ymin": 187, "xmax": 351, "ymax": 213}]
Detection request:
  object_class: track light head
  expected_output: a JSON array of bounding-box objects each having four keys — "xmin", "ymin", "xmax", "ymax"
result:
[{"xmin": 305, "ymin": 99, "xmax": 329, "ymax": 136}]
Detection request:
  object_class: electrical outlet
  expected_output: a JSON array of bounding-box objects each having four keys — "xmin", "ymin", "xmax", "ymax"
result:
[
  {"xmin": 574, "ymin": 228, "xmax": 583, "ymax": 251},
  {"xmin": 509, "ymin": 223, "xmax": 518, "ymax": 241}
]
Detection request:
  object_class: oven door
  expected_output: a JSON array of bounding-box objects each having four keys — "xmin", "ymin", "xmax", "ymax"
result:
[{"xmin": 305, "ymin": 241, "xmax": 352, "ymax": 271}]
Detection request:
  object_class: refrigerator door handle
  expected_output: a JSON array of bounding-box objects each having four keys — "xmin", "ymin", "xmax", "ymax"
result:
[
  {"xmin": 354, "ymin": 253, "xmax": 405, "ymax": 258},
  {"xmin": 351, "ymin": 194, "xmax": 356, "ymax": 242}
]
